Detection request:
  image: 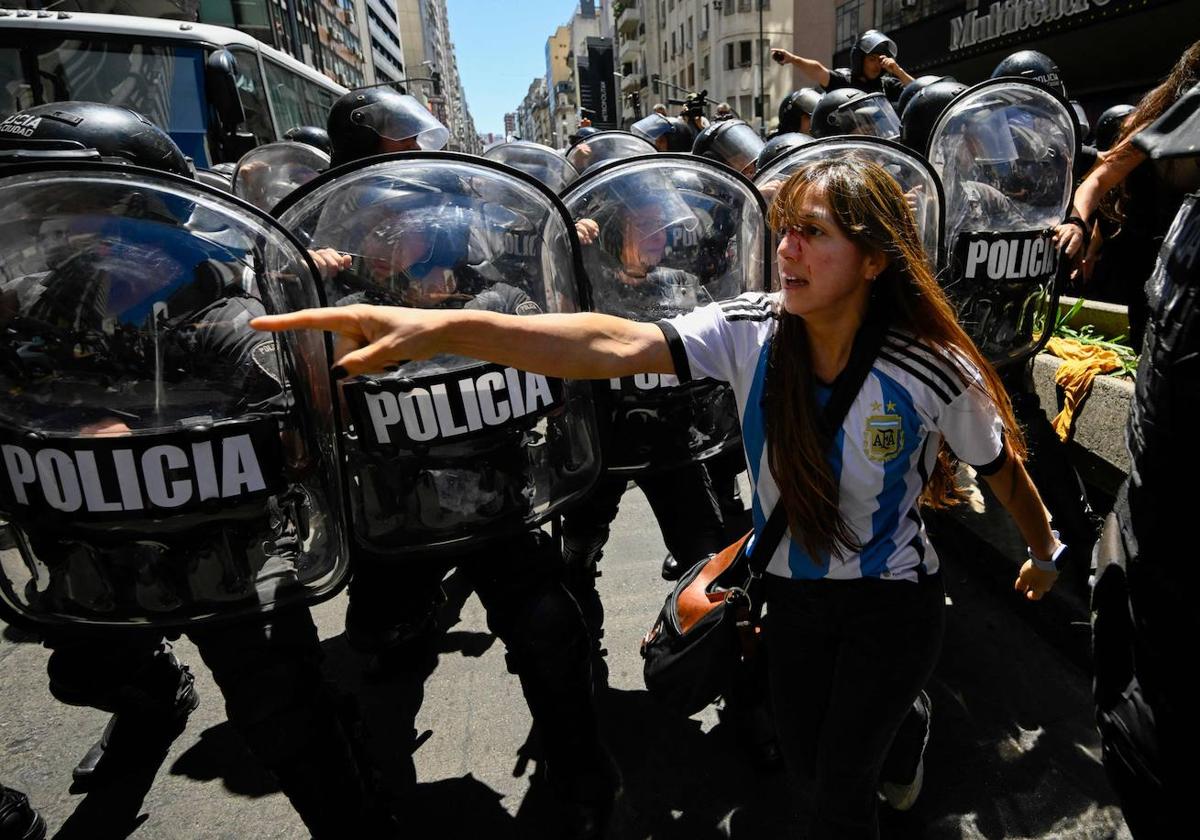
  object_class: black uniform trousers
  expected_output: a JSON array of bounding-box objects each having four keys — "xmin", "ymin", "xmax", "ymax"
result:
[
  {"xmin": 560, "ymin": 462, "xmax": 727, "ymax": 647},
  {"xmin": 348, "ymin": 529, "xmax": 609, "ymax": 802},
  {"xmin": 43, "ymin": 606, "xmax": 379, "ymax": 838},
  {"xmin": 765, "ymin": 572, "xmax": 945, "ymax": 840}
]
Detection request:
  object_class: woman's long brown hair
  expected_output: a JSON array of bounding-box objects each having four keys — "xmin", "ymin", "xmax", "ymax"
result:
[
  {"xmin": 765, "ymin": 158, "xmax": 1026, "ymax": 563},
  {"xmin": 1099, "ymin": 39, "xmax": 1200, "ymax": 223}
]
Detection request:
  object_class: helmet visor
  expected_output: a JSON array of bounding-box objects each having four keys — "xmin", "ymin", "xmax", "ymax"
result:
[
  {"xmin": 838, "ymin": 94, "xmax": 902, "ymax": 139},
  {"xmin": 631, "ymin": 114, "xmax": 674, "ymax": 141},
  {"xmin": 710, "ymin": 122, "xmax": 766, "ymax": 173},
  {"xmin": 354, "ymin": 97, "xmax": 450, "ymax": 150}
]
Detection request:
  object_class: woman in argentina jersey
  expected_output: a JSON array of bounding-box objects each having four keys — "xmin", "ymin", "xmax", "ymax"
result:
[{"xmin": 253, "ymin": 157, "xmax": 1062, "ymax": 840}]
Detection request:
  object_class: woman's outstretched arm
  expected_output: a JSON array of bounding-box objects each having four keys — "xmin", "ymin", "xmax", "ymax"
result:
[{"xmin": 252, "ymin": 303, "xmax": 676, "ymax": 380}]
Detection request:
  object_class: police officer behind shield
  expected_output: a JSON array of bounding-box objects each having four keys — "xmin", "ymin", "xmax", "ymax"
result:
[
  {"xmin": 0, "ymin": 102, "xmax": 393, "ymax": 838},
  {"xmin": 771, "ymin": 29, "xmax": 914, "ymax": 104},
  {"xmin": 319, "ymin": 89, "xmax": 617, "ymax": 838}
]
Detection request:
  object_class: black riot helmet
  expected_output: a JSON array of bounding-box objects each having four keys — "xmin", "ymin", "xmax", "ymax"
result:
[
  {"xmin": 691, "ymin": 119, "xmax": 765, "ymax": 175},
  {"xmin": 327, "ymin": 85, "xmax": 450, "ymax": 166},
  {"xmin": 851, "ymin": 29, "xmax": 898, "ymax": 81},
  {"xmin": 568, "ymin": 125, "xmax": 601, "ymax": 146},
  {"xmin": 0, "ymin": 102, "xmax": 191, "ymax": 177},
  {"xmin": 811, "ymin": 88, "xmax": 901, "ymax": 139},
  {"xmin": 1095, "ymin": 103, "xmax": 1136, "ymax": 152},
  {"xmin": 900, "ymin": 79, "xmax": 969, "ymax": 152},
  {"xmin": 778, "ymin": 88, "xmax": 822, "ymax": 134},
  {"xmin": 897, "ymin": 75, "xmax": 951, "ymax": 117},
  {"xmin": 991, "ymin": 50, "xmax": 1067, "ymax": 99},
  {"xmin": 630, "ymin": 114, "xmax": 696, "ymax": 152},
  {"xmin": 283, "ymin": 125, "xmax": 333, "ymax": 155},
  {"xmin": 756, "ymin": 132, "xmax": 815, "ymax": 173}
]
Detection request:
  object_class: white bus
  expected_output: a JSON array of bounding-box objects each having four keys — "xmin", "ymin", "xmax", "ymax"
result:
[{"xmin": 0, "ymin": 10, "xmax": 346, "ymax": 167}]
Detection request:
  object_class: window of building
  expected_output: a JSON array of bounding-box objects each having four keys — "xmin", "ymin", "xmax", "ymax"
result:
[
  {"xmin": 740, "ymin": 94, "xmax": 753, "ymax": 119},
  {"xmin": 687, "ymin": 16, "xmax": 693, "ymax": 43},
  {"xmin": 723, "ymin": 0, "xmax": 733, "ymax": 16},
  {"xmin": 687, "ymin": 63, "xmax": 694, "ymax": 87},
  {"xmin": 671, "ymin": 32, "xmax": 677, "ymax": 55},
  {"xmin": 835, "ymin": 1, "xmax": 862, "ymax": 52},
  {"xmin": 724, "ymin": 42, "xmax": 734, "ymax": 70},
  {"xmin": 738, "ymin": 40, "xmax": 752, "ymax": 67},
  {"xmin": 662, "ymin": 41, "xmax": 668, "ymax": 63},
  {"xmin": 702, "ymin": 53, "xmax": 710, "ymax": 80}
]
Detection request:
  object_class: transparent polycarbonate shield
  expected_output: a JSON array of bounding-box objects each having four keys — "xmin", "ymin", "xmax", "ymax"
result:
[
  {"xmin": 755, "ymin": 136, "xmax": 945, "ymax": 269},
  {"xmin": 483, "ymin": 140, "xmax": 580, "ymax": 193},
  {"xmin": 0, "ymin": 164, "xmax": 347, "ymax": 630},
  {"xmin": 927, "ymin": 80, "xmax": 1077, "ymax": 367},
  {"xmin": 275, "ymin": 154, "xmax": 600, "ymax": 554},
  {"xmin": 562, "ymin": 155, "xmax": 768, "ymax": 474},
  {"xmin": 565, "ymin": 131, "xmax": 656, "ymax": 177},
  {"xmin": 232, "ymin": 141, "xmax": 330, "ymax": 213}
]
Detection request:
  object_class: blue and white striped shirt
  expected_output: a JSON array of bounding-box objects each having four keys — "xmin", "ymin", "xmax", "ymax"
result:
[{"xmin": 658, "ymin": 292, "xmax": 1006, "ymax": 583}]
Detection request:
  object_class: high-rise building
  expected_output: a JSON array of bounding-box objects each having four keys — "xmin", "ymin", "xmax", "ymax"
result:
[
  {"xmin": 356, "ymin": 0, "xmax": 406, "ymax": 84},
  {"xmin": 546, "ymin": 24, "xmax": 575, "ymax": 147},
  {"xmin": 395, "ymin": 0, "xmax": 480, "ymax": 152}
]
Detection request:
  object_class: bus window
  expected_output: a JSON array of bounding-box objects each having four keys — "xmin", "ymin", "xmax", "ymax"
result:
[
  {"xmin": 229, "ymin": 46, "xmax": 274, "ymax": 147},
  {"xmin": 303, "ymin": 81, "xmax": 336, "ymax": 128},
  {"xmin": 2, "ymin": 39, "xmax": 209, "ymax": 163},
  {"xmin": 263, "ymin": 58, "xmax": 308, "ymax": 135},
  {"xmin": 0, "ymin": 47, "xmax": 34, "ymax": 115}
]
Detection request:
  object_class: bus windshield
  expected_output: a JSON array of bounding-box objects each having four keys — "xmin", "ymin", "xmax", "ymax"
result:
[{"xmin": 0, "ymin": 36, "xmax": 209, "ymax": 164}]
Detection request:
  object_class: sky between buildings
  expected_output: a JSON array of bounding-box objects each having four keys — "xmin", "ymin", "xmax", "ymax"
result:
[{"xmin": 447, "ymin": 0, "xmax": 577, "ymax": 140}]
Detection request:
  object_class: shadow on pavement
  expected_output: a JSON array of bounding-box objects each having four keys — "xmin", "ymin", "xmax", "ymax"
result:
[
  {"xmin": 170, "ymin": 722, "xmax": 279, "ymax": 797},
  {"xmin": 53, "ymin": 715, "xmax": 185, "ymax": 840}
]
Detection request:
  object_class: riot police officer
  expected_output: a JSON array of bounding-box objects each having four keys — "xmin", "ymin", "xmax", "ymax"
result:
[
  {"xmin": 810, "ymin": 88, "xmax": 902, "ymax": 140},
  {"xmin": 776, "ymin": 88, "xmax": 821, "ymax": 136},
  {"xmin": 772, "ymin": 29, "xmax": 914, "ymax": 105},
  {"xmin": 630, "ymin": 113, "xmax": 697, "ymax": 152},
  {"xmin": 0, "ymin": 102, "xmax": 391, "ymax": 838},
  {"xmin": 284, "ymin": 124, "xmax": 333, "ymax": 155},
  {"xmin": 692, "ymin": 118, "xmax": 766, "ymax": 176},
  {"xmin": 327, "ymin": 84, "xmax": 450, "ymax": 165},
  {"xmin": 306, "ymin": 91, "xmax": 617, "ymax": 838}
]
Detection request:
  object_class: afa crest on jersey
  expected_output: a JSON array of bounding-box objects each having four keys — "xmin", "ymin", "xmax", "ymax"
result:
[{"xmin": 865, "ymin": 402, "xmax": 904, "ymax": 463}]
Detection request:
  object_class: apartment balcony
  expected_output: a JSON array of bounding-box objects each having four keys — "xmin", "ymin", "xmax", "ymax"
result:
[
  {"xmin": 619, "ymin": 40, "xmax": 640, "ymax": 66},
  {"xmin": 616, "ymin": 1, "xmax": 640, "ymax": 38},
  {"xmin": 621, "ymin": 72, "xmax": 643, "ymax": 93}
]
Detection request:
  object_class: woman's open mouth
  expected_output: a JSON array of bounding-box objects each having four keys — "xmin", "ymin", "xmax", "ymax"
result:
[{"xmin": 781, "ymin": 274, "xmax": 809, "ymax": 289}]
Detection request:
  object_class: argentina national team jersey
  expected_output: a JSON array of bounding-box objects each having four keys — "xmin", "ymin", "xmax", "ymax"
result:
[{"xmin": 657, "ymin": 292, "xmax": 1007, "ymax": 583}]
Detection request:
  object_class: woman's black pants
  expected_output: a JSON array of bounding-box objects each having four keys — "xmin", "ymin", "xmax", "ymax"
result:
[{"xmin": 765, "ymin": 572, "xmax": 945, "ymax": 840}]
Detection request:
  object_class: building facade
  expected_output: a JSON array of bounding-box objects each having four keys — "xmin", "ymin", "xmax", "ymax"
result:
[
  {"xmin": 828, "ymin": 0, "xmax": 1200, "ymax": 120},
  {"xmin": 395, "ymin": 0, "xmax": 480, "ymax": 153},
  {"xmin": 616, "ymin": 0, "xmax": 796, "ymax": 135},
  {"xmin": 357, "ymin": 0, "xmax": 405, "ymax": 84},
  {"xmin": 547, "ymin": 24, "xmax": 575, "ymax": 147}
]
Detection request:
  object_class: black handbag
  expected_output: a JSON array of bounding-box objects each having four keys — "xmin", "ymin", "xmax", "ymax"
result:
[{"xmin": 639, "ymin": 311, "xmax": 887, "ymax": 716}]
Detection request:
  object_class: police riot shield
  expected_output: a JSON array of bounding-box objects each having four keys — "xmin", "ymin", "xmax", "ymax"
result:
[
  {"xmin": 926, "ymin": 79, "xmax": 1078, "ymax": 367},
  {"xmin": 565, "ymin": 131, "xmax": 657, "ymax": 177},
  {"xmin": 274, "ymin": 153, "xmax": 600, "ymax": 556},
  {"xmin": 0, "ymin": 162, "xmax": 348, "ymax": 630},
  {"xmin": 484, "ymin": 140, "xmax": 580, "ymax": 194},
  {"xmin": 232, "ymin": 141, "xmax": 330, "ymax": 213},
  {"xmin": 754, "ymin": 136, "xmax": 945, "ymax": 269},
  {"xmin": 561, "ymin": 154, "xmax": 769, "ymax": 474}
]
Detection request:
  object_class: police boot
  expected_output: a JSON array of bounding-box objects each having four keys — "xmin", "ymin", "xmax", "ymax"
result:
[
  {"xmin": 70, "ymin": 656, "xmax": 199, "ymax": 786},
  {"xmin": 0, "ymin": 786, "xmax": 46, "ymax": 840},
  {"xmin": 550, "ymin": 750, "xmax": 620, "ymax": 840}
]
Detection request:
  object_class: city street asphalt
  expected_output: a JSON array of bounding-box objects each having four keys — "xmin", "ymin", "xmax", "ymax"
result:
[{"xmin": 1, "ymin": 480, "xmax": 1130, "ymax": 839}]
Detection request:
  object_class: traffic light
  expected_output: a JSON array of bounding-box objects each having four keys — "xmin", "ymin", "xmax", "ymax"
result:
[
  {"xmin": 432, "ymin": 71, "xmax": 443, "ymax": 96},
  {"xmin": 651, "ymin": 74, "xmax": 660, "ymax": 95}
]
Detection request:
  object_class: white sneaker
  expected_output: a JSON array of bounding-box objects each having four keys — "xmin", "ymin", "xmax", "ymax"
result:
[{"xmin": 880, "ymin": 754, "xmax": 924, "ymax": 811}]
